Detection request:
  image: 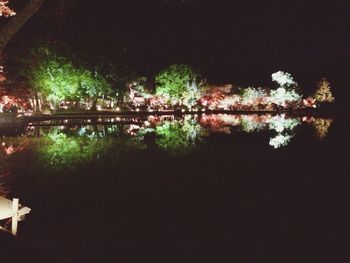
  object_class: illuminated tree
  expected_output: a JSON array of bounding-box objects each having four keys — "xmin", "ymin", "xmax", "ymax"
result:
[
  {"xmin": 155, "ymin": 64, "xmax": 203, "ymax": 105},
  {"xmin": 270, "ymin": 71, "xmax": 301, "ymax": 107},
  {"xmin": 0, "ymin": 1, "xmax": 16, "ymax": 17},
  {"xmin": 314, "ymin": 78, "xmax": 334, "ymax": 103},
  {"xmin": 241, "ymin": 87, "xmax": 267, "ymax": 106},
  {"xmin": 29, "ymin": 52, "xmax": 81, "ymax": 108},
  {"xmin": 269, "ymin": 87, "xmax": 301, "ymax": 107},
  {"xmin": 23, "ymin": 45, "xmax": 113, "ymax": 110},
  {"xmin": 78, "ymin": 68, "xmax": 113, "ymax": 110},
  {"xmin": 182, "ymin": 82, "xmax": 202, "ymax": 108},
  {"xmin": 272, "ymin": 71, "xmax": 297, "ymax": 88}
]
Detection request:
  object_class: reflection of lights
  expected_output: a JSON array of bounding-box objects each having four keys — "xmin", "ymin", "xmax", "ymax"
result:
[
  {"xmin": 116, "ymin": 107, "xmax": 120, "ymax": 111},
  {"xmin": 201, "ymin": 108, "xmax": 206, "ymax": 112},
  {"xmin": 136, "ymin": 108, "xmax": 140, "ymax": 112},
  {"xmin": 269, "ymin": 133, "xmax": 292, "ymax": 149}
]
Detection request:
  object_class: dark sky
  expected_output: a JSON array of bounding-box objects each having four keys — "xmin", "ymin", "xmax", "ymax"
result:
[{"xmin": 63, "ymin": 1, "xmax": 350, "ymax": 87}]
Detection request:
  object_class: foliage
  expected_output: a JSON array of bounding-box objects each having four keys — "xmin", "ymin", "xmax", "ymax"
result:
[
  {"xmin": 241, "ymin": 87, "xmax": 267, "ymax": 105},
  {"xmin": 270, "ymin": 71, "xmax": 301, "ymax": 107},
  {"xmin": 23, "ymin": 45, "xmax": 113, "ymax": 107},
  {"xmin": 78, "ymin": 68, "xmax": 112, "ymax": 100},
  {"xmin": 182, "ymin": 82, "xmax": 202, "ymax": 108},
  {"xmin": 0, "ymin": 1, "xmax": 15, "ymax": 17},
  {"xmin": 314, "ymin": 78, "xmax": 334, "ymax": 103},
  {"xmin": 155, "ymin": 64, "xmax": 203, "ymax": 104},
  {"xmin": 272, "ymin": 71, "xmax": 297, "ymax": 88},
  {"xmin": 269, "ymin": 87, "xmax": 301, "ymax": 106}
]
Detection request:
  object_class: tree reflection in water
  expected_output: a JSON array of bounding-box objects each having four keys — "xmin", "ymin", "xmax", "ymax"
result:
[
  {"xmin": 155, "ymin": 116, "xmax": 207, "ymax": 157},
  {"xmin": 0, "ymin": 114, "xmax": 334, "ymax": 175}
]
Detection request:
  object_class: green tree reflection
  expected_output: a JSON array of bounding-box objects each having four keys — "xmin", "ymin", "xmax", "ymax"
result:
[
  {"xmin": 38, "ymin": 128, "xmax": 110, "ymax": 171},
  {"xmin": 155, "ymin": 117, "xmax": 206, "ymax": 157}
]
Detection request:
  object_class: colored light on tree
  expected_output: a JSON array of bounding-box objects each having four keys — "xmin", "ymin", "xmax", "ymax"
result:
[
  {"xmin": 155, "ymin": 64, "xmax": 203, "ymax": 105},
  {"xmin": 314, "ymin": 78, "xmax": 334, "ymax": 103},
  {"xmin": 269, "ymin": 87, "xmax": 301, "ymax": 106},
  {"xmin": 272, "ymin": 71, "xmax": 297, "ymax": 88},
  {"xmin": 0, "ymin": 1, "xmax": 15, "ymax": 17}
]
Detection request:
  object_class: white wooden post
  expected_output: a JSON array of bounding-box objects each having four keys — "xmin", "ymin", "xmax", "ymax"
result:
[{"xmin": 11, "ymin": 198, "xmax": 19, "ymax": 236}]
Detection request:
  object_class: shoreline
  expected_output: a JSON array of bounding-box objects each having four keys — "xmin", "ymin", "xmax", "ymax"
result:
[{"xmin": 0, "ymin": 107, "xmax": 339, "ymax": 124}]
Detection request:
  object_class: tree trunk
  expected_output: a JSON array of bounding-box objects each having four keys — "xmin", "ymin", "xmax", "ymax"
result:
[
  {"xmin": 34, "ymin": 91, "xmax": 40, "ymax": 112},
  {"xmin": 91, "ymin": 98, "xmax": 98, "ymax": 111},
  {"xmin": 0, "ymin": 0, "xmax": 46, "ymax": 52}
]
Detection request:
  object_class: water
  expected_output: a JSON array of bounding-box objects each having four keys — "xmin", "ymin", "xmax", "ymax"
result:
[{"xmin": 0, "ymin": 113, "xmax": 349, "ymax": 262}]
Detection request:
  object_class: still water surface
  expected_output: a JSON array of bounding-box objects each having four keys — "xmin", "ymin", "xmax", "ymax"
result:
[{"xmin": 0, "ymin": 113, "xmax": 349, "ymax": 262}]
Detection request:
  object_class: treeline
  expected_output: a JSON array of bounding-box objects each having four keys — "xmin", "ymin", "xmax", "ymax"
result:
[{"xmin": 0, "ymin": 43, "xmax": 335, "ymax": 114}]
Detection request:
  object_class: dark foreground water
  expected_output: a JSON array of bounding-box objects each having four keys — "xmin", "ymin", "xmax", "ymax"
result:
[{"xmin": 0, "ymin": 113, "xmax": 349, "ymax": 263}]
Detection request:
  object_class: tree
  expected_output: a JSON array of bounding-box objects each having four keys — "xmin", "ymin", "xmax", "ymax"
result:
[
  {"xmin": 155, "ymin": 64, "xmax": 202, "ymax": 105},
  {"xmin": 0, "ymin": 0, "xmax": 46, "ymax": 52},
  {"xmin": 27, "ymin": 51, "xmax": 81, "ymax": 109},
  {"xmin": 0, "ymin": 1, "xmax": 16, "ymax": 17},
  {"xmin": 270, "ymin": 71, "xmax": 301, "ymax": 107},
  {"xmin": 78, "ymin": 68, "xmax": 112, "ymax": 110},
  {"xmin": 314, "ymin": 78, "xmax": 334, "ymax": 103}
]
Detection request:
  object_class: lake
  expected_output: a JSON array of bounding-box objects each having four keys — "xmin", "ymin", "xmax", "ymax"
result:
[{"xmin": 0, "ymin": 113, "xmax": 349, "ymax": 263}]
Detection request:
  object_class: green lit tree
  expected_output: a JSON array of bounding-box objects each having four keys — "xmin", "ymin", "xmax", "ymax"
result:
[
  {"xmin": 314, "ymin": 78, "xmax": 335, "ymax": 103},
  {"xmin": 155, "ymin": 64, "xmax": 203, "ymax": 106},
  {"xmin": 22, "ymin": 44, "xmax": 113, "ymax": 111},
  {"xmin": 78, "ymin": 68, "xmax": 112, "ymax": 110},
  {"xmin": 29, "ymin": 51, "xmax": 81, "ymax": 109}
]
